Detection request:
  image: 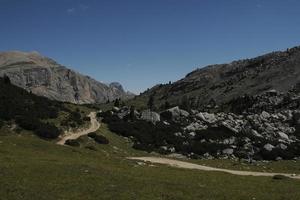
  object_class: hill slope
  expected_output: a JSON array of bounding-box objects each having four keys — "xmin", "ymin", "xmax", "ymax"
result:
[
  {"xmin": 0, "ymin": 51, "xmax": 133, "ymax": 104},
  {"xmin": 137, "ymin": 46, "xmax": 300, "ymax": 109},
  {"xmin": 0, "ymin": 76, "xmax": 91, "ymax": 139}
]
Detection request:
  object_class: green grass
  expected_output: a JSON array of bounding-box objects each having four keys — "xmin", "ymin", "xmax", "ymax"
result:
[{"xmin": 1, "ymin": 126, "xmax": 300, "ymax": 200}]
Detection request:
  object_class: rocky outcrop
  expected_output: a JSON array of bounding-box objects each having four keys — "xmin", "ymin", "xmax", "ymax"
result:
[
  {"xmin": 0, "ymin": 51, "xmax": 134, "ymax": 104},
  {"xmin": 103, "ymin": 88, "xmax": 300, "ymax": 160},
  {"xmin": 141, "ymin": 110, "xmax": 161, "ymax": 124}
]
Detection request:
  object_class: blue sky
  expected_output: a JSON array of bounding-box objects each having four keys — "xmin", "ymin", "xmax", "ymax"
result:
[{"xmin": 1, "ymin": 0, "xmax": 300, "ymax": 93}]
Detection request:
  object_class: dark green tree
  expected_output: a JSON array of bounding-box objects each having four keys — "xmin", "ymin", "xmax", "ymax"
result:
[
  {"xmin": 3, "ymin": 74, "xmax": 11, "ymax": 84},
  {"xmin": 164, "ymin": 101, "xmax": 171, "ymax": 109},
  {"xmin": 180, "ymin": 95, "xmax": 190, "ymax": 111},
  {"xmin": 147, "ymin": 95, "xmax": 154, "ymax": 110},
  {"xmin": 114, "ymin": 98, "xmax": 120, "ymax": 107}
]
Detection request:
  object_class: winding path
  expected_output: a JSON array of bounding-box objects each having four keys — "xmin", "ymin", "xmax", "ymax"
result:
[
  {"xmin": 128, "ymin": 157, "xmax": 300, "ymax": 179},
  {"xmin": 57, "ymin": 112, "xmax": 100, "ymax": 145}
]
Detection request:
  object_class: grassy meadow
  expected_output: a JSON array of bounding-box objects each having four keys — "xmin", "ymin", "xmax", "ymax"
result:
[{"xmin": 0, "ymin": 123, "xmax": 300, "ymax": 200}]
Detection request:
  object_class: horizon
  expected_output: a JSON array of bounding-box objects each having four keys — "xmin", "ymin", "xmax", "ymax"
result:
[{"xmin": 1, "ymin": 0, "xmax": 300, "ymax": 93}]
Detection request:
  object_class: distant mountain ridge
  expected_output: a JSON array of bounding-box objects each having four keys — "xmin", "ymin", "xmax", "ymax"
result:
[
  {"xmin": 139, "ymin": 45, "xmax": 300, "ymax": 109},
  {"xmin": 0, "ymin": 51, "xmax": 134, "ymax": 104}
]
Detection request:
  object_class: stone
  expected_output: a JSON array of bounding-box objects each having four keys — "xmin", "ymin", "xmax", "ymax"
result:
[
  {"xmin": 185, "ymin": 122, "xmax": 207, "ymax": 132},
  {"xmin": 222, "ymin": 148, "xmax": 234, "ymax": 155},
  {"xmin": 197, "ymin": 112, "xmax": 218, "ymax": 124},
  {"xmin": 174, "ymin": 132, "xmax": 183, "ymax": 137},
  {"xmin": 112, "ymin": 107, "xmax": 120, "ymax": 112},
  {"xmin": 223, "ymin": 137, "xmax": 236, "ymax": 145},
  {"xmin": 277, "ymin": 132, "xmax": 289, "ymax": 140},
  {"xmin": 117, "ymin": 110, "xmax": 130, "ymax": 119},
  {"xmin": 141, "ymin": 110, "xmax": 160, "ymax": 124},
  {"xmin": 163, "ymin": 106, "xmax": 190, "ymax": 119},
  {"xmin": 251, "ymin": 129, "xmax": 263, "ymax": 138},
  {"xmin": 264, "ymin": 143, "xmax": 275, "ymax": 152},
  {"xmin": 188, "ymin": 132, "xmax": 196, "ymax": 138},
  {"xmin": 261, "ymin": 111, "xmax": 271, "ymax": 119},
  {"xmin": 278, "ymin": 143, "xmax": 288, "ymax": 150}
]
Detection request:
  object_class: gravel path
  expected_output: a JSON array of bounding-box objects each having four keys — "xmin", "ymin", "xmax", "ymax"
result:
[
  {"xmin": 57, "ymin": 112, "xmax": 100, "ymax": 145},
  {"xmin": 128, "ymin": 157, "xmax": 300, "ymax": 179}
]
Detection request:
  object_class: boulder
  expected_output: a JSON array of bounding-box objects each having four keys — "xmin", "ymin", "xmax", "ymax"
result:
[
  {"xmin": 184, "ymin": 122, "xmax": 207, "ymax": 132},
  {"xmin": 163, "ymin": 106, "xmax": 190, "ymax": 119},
  {"xmin": 261, "ymin": 111, "xmax": 271, "ymax": 119},
  {"xmin": 277, "ymin": 131, "xmax": 289, "ymax": 140},
  {"xmin": 196, "ymin": 112, "xmax": 217, "ymax": 124},
  {"xmin": 141, "ymin": 110, "xmax": 160, "ymax": 124},
  {"xmin": 264, "ymin": 143, "xmax": 275, "ymax": 152},
  {"xmin": 277, "ymin": 143, "xmax": 288, "ymax": 150},
  {"xmin": 222, "ymin": 148, "xmax": 234, "ymax": 155},
  {"xmin": 187, "ymin": 132, "xmax": 196, "ymax": 138},
  {"xmin": 117, "ymin": 110, "xmax": 130, "ymax": 119}
]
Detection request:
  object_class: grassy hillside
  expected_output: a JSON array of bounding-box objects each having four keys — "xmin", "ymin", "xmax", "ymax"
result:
[
  {"xmin": 1, "ymin": 125, "xmax": 300, "ymax": 200},
  {"xmin": 0, "ymin": 76, "xmax": 92, "ymax": 138}
]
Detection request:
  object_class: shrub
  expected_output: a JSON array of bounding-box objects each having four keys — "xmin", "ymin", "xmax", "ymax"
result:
[
  {"xmin": 65, "ymin": 139, "xmax": 80, "ymax": 147},
  {"xmin": 88, "ymin": 131, "xmax": 109, "ymax": 144},
  {"xmin": 35, "ymin": 123, "xmax": 61, "ymax": 139},
  {"xmin": 0, "ymin": 119, "xmax": 3, "ymax": 128},
  {"xmin": 273, "ymin": 175, "xmax": 289, "ymax": 180},
  {"xmin": 83, "ymin": 116, "xmax": 91, "ymax": 121},
  {"xmin": 87, "ymin": 132, "xmax": 97, "ymax": 138},
  {"xmin": 94, "ymin": 135, "xmax": 109, "ymax": 144}
]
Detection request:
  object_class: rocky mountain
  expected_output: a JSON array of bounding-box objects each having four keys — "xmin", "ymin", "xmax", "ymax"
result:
[
  {"xmin": 139, "ymin": 46, "xmax": 300, "ymax": 110},
  {"xmin": 101, "ymin": 88, "xmax": 300, "ymax": 161},
  {"xmin": 0, "ymin": 51, "xmax": 134, "ymax": 104},
  {"xmin": 100, "ymin": 45, "xmax": 300, "ymax": 161}
]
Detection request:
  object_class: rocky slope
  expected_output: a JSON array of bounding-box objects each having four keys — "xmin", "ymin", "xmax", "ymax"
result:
[
  {"xmin": 101, "ymin": 88, "xmax": 300, "ymax": 161},
  {"xmin": 139, "ymin": 46, "xmax": 300, "ymax": 110},
  {"xmin": 101, "ymin": 45, "xmax": 300, "ymax": 161},
  {"xmin": 0, "ymin": 51, "xmax": 133, "ymax": 104}
]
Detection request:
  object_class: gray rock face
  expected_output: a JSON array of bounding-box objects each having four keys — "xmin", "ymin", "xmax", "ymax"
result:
[
  {"xmin": 141, "ymin": 110, "xmax": 161, "ymax": 124},
  {"xmin": 0, "ymin": 51, "xmax": 134, "ymax": 104},
  {"xmin": 264, "ymin": 144, "xmax": 275, "ymax": 152},
  {"xmin": 222, "ymin": 148, "xmax": 234, "ymax": 155},
  {"xmin": 196, "ymin": 112, "xmax": 217, "ymax": 124},
  {"xmin": 164, "ymin": 106, "xmax": 190, "ymax": 119}
]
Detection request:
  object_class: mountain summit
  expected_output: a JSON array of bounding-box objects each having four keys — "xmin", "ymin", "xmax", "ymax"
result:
[{"xmin": 0, "ymin": 51, "xmax": 133, "ymax": 104}]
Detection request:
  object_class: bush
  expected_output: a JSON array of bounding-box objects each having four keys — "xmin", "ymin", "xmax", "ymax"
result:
[
  {"xmin": 273, "ymin": 175, "xmax": 289, "ymax": 180},
  {"xmin": 94, "ymin": 135, "xmax": 109, "ymax": 144},
  {"xmin": 83, "ymin": 116, "xmax": 91, "ymax": 121},
  {"xmin": 35, "ymin": 123, "xmax": 61, "ymax": 139},
  {"xmin": 88, "ymin": 132, "xmax": 109, "ymax": 144},
  {"xmin": 0, "ymin": 120, "xmax": 3, "ymax": 128},
  {"xmin": 65, "ymin": 139, "xmax": 80, "ymax": 147},
  {"xmin": 87, "ymin": 132, "xmax": 97, "ymax": 138}
]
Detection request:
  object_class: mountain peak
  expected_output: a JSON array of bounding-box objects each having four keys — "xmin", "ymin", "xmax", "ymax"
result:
[{"xmin": 0, "ymin": 51, "xmax": 134, "ymax": 104}]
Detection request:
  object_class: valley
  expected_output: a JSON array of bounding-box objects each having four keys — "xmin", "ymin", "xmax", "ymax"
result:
[{"xmin": 1, "ymin": 46, "xmax": 300, "ymax": 200}]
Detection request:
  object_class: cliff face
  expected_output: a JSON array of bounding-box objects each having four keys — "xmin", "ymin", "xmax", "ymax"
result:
[
  {"xmin": 140, "ymin": 46, "xmax": 300, "ymax": 108},
  {"xmin": 0, "ymin": 51, "xmax": 133, "ymax": 104}
]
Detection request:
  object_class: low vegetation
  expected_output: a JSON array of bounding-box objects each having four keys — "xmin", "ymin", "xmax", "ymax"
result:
[
  {"xmin": 0, "ymin": 76, "xmax": 89, "ymax": 139},
  {"xmin": 1, "ymin": 126, "xmax": 300, "ymax": 200}
]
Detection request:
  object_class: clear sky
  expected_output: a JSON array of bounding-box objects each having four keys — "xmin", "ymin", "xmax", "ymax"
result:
[{"xmin": 1, "ymin": 0, "xmax": 300, "ymax": 94}]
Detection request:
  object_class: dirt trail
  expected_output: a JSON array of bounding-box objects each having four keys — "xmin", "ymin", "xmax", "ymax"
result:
[
  {"xmin": 57, "ymin": 112, "xmax": 100, "ymax": 145},
  {"xmin": 128, "ymin": 157, "xmax": 300, "ymax": 179}
]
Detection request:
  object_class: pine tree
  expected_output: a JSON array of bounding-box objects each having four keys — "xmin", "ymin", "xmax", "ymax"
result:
[{"xmin": 147, "ymin": 95, "xmax": 154, "ymax": 110}]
